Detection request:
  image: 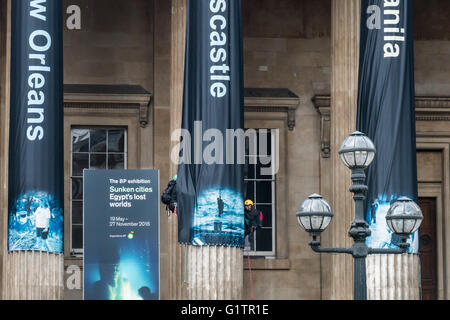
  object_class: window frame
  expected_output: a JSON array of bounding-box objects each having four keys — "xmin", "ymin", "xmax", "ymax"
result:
[
  {"xmin": 69, "ymin": 126, "xmax": 128, "ymax": 255},
  {"xmin": 244, "ymin": 129, "xmax": 277, "ymax": 257}
]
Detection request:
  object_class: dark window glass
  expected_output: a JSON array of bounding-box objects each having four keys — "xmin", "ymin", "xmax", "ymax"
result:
[
  {"xmin": 255, "ymin": 228, "xmax": 273, "ymax": 252},
  {"xmin": 108, "ymin": 130, "xmax": 125, "ymax": 152},
  {"xmin": 108, "ymin": 154, "xmax": 125, "ymax": 169},
  {"xmin": 72, "ymin": 154, "xmax": 89, "ymax": 177},
  {"xmin": 72, "ymin": 178, "xmax": 83, "ymax": 200},
  {"xmin": 72, "ymin": 201, "xmax": 83, "ymax": 224},
  {"xmin": 90, "ymin": 154, "xmax": 106, "ymax": 170},
  {"xmin": 244, "ymin": 181, "xmax": 255, "ymax": 202},
  {"xmin": 245, "ymin": 161, "xmax": 256, "ymax": 180},
  {"xmin": 256, "ymin": 181, "xmax": 272, "ymax": 204},
  {"xmin": 90, "ymin": 129, "xmax": 106, "ymax": 152},
  {"xmin": 72, "ymin": 129, "xmax": 90, "ymax": 152},
  {"xmin": 72, "ymin": 225, "xmax": 83, "ymax": 249}
]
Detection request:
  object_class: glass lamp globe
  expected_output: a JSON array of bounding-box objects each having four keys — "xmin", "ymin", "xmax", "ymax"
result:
[
  {"xmin": 386, "ymin": 197, "xmax": 423, "ymax": 236},
  {"xmin": 296, "ymin": 194, "xmax": 333, "ymax": 236},
  {"xmin": 338, "ymin": 131, "xmax": 376, "ymax": 169}
]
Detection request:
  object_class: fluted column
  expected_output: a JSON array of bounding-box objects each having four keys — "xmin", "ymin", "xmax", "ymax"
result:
[
  {"xmin": 367, "ymin": 254, "xmax": 421, "ymax": 300},
  {"xmin": 169, "ymin": 0, "xmax": 187, "ymax": 300},
  {"xmin": 328, "ymin": 0, "xmax": 361, "ymax": 300},
  {"xmin": 0, "ymin": 0, "xmax": 10, "ymax": 300},
  {"xmin": 328, "ymin": 0, "xmax": 421, "ymax": 300}
]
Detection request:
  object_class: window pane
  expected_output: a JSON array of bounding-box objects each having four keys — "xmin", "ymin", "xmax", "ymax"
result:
[
  {"xmin": 72, "ymin": 225, "xmax": 83, "ymax": 249},
  {"xmin": 72, "ymin": 178, "xmax": 83, "ymax": 200},
  {"xmin": 72, "ymin": 129, "xmax": 90, "ymax": 152},
  {"xmin": 72, "ymin": 201, "xmax": 83, "ymax": 224},
  {"xmin": 72, "ymin": 153, "xmax": 89, "ymax": 176},
  {"xmin": 244, "ymin": 181, "xmax": 254, "ymax": 201},
  {"xmin": 255, "ymin": 228, "xmax": 273, "ymax": 252},
  {"xmin": 256, "ymin": 204, "xmax": 272, "ymax": 228},
  {"xmin": 90, "ymin": 129, "xmax": 106, "ymax": 152},
  {"xmin": 90, "ymin": 153, "xmax": 106, "ymax": 169},
  {"xmin": 108, "ymin": 130, "xmax": 125, "ymax": 152},
  {"xmin": 108, "ymin": 154, "xmax": 125, "ymax": 169},
  {"xmin": 245, "ymin": 160, "xmax": 255, "ymax": 180},
  {"xmin": 256, "ymin": 181, "xmax": 272, "ymax": 204}
]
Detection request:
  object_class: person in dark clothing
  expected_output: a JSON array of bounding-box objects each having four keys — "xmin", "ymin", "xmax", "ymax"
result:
[
  {"xmin": 244, "ymin": 199, "xmax": 263, "ymax": 237},
  {"xmin": 161, "ymin": 175, "xmax": 178, "ymax": 215}
]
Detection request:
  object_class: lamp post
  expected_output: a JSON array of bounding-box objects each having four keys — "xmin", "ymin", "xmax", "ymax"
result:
[{"xmin": 296, "ymin": 131, "xmax": 423, "ymax": 300}]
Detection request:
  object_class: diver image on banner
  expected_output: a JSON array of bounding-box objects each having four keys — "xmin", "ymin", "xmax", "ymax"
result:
[
  {"xmin": 192, "ymin": 187, "xmax": 244, "ymax": 246},
  {"xmin": 8, "ymin": 191, "xmax": 63, "ymax": 253},
  {"xmin": 84, "ymin": 239, "xmax": 158, "ymax": 300}
]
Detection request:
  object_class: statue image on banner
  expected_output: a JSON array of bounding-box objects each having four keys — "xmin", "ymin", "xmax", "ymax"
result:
[{"xmin": 8, "ymin": 191, "xmax": 63, "ymax": 253}]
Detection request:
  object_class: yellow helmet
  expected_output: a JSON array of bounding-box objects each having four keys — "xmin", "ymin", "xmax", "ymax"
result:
[{"xmin": 244, "ymin": 199, "xmax": 254, "ymax": 206}]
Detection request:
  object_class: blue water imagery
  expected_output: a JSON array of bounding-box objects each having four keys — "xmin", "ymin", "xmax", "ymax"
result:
[
  {"xmin": 366, "ymin": 194, "xmax": 418, "ymax": 253},
  {"xmin": 8, "ymin": 191, "xmax": 63, "ymax": 253},
  {"xmin": 85, "ymin": 239, "xmax": 158, "ymax": 300},
  {"xmin": 192, "ymin": 187, "xmax": 244, "ymax": 247}
]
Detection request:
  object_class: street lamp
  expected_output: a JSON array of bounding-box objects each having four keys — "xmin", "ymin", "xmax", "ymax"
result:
[{"xmin": 296, "ymin": 131, "xmax": 423, "ymax": 300}]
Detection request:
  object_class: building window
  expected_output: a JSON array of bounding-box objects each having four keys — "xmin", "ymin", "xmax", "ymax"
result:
[
  {"xmin": 244, "ymin": 129, "xmax": 276, "ymax": 256},
  {"xmin": 70, "ymin": 127, "xmax": 127, "ymax": 254}
]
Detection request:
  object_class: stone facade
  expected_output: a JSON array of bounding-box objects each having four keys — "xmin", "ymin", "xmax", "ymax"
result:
[{"xmin": 0, "ymin": 0, "xmax": 449, "ymax": 300}]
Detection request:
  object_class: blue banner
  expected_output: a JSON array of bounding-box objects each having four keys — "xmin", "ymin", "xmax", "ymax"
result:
[
  {"xmin": 176, "ymin": 0, "xmax": 245, "ymax": 247},
  {"xmin": 83, "ymin": 170, "xmax": 160, "ymax": 300},
  {"xmin": 8, "ymin": 0, "xmax": 64, "ymax": 253},
  {"xmin": 357, "ymin": 0, "xmax": 418, "ymax": 252}
]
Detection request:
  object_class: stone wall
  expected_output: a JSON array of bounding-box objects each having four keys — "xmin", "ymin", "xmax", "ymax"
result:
[
  {"xmin": 241, "ymin": 0, "xmax": 450, "ymax": 300},
  {"xmin": 63, "ymin": 0, "xmax": 154, "ymax": 91}
]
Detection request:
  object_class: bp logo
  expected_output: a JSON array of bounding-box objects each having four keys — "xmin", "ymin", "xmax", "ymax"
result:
[{"xmin": 127, "ymin": 231, "xmax": 135, "ymax": 240}]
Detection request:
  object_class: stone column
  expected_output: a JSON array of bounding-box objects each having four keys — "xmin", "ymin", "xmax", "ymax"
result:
[
  {"xmin": 0, "ymin": 0, "xmax": 10, "ymax": 299},
  {"xmin": 328, "ymin": 0, "xmax": 361, "ymax": 300},
  {"xmin": 169, "ymin": 0, "xmax": 187, "ymax": 300},
  {"xmin": 0, "ymin": 0, "xmax": 64, "ymax": 300},
  {"xmin": 169, "ymin": 0, "xmax": 243, "ymax": 300},
  {"xmin": 366, "ymin": 254, "xmax": 421, "ymax": 299},
  {"xmin": 328, "ymin": 0, "xmax": 421, "ymax": 300}
]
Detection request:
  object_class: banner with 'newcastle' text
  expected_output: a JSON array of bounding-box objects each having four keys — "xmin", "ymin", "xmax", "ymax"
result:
[{"xmin": 177, "ymin": 0, "xmax": 245, "ymax": 247}]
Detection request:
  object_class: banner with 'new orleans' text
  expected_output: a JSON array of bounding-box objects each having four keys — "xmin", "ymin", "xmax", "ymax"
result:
[
  {"xmin": 357, "ymin": 0, "xmax": 418, "ymax": 252},
  {"xmin": 8, "ymin": 0, "xmax": 64, "ymax": 253},
  {"xmin": 177, "ymin": 0, "xmax": 245, "ymax": 247}
]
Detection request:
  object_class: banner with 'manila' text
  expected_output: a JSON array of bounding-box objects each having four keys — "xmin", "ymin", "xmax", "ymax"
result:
[
  {"xmin": 357, "ymin": 0, "xmax": 418, "ymax": 252},
  {"xmin": 8, "ymin": 0, "xmax": 64, "ymax": 253}
]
